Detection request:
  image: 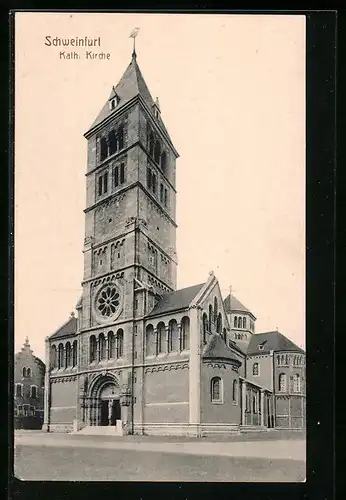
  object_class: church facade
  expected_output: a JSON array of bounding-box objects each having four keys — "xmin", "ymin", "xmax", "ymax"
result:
[{"xmin": 43, "ymin": 49, "xmax": 305, "ymax": 436}]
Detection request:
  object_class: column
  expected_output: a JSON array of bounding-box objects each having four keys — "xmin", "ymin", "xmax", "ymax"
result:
[
  {"xmin": 165, "ymin": 325, "xmax": 170, "ymax": 352},
  {"xmin": 97, "ymin": 338, "xmax": 100, "ymax": 362},
  {"xmin": 178, "ymin": 323, "xmax": 182, "ymax": 352},
  {"xmin": 241, "ymin": 380, "xmax": 247, "ymax": 426},
  {"xmin": 106, "ymin": 335, "xmax": 109, "ymax": 360},
  {"xmin": 260, "ymin": 390, "xmax": 265, "ymax": 427},
  {"xmin": 154, "ymin": 328, "xmax": 158, "ymax": 355},
  {"xmin": 42, "ymin": 336, "xmax": 51, "ymax": 432},
  {"xmin": 189, "ymin": 307, "xmax": 200, "ymax": 429},
  {"xmin": 64, "ymin": 345, "xmax": 67, "ymax": 369}
]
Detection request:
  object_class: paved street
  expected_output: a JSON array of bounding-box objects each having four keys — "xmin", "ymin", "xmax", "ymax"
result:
[{"xmin": 14, "ymin": 431, "xmax": 306, "ymax": 482}]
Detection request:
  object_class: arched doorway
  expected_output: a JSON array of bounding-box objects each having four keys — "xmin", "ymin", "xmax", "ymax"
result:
[
  {"xmin": 87, "ymin": 373, "xmax": 121, "ymax": 427},
  {"xmin": 99, "ymin": 384, "xmax": 121, "ymax": 426}
]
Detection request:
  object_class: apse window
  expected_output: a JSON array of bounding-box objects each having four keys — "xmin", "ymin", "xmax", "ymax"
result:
[{"xmin": 211, "ymin": 376, "xmax": 223, "ymax": 404}]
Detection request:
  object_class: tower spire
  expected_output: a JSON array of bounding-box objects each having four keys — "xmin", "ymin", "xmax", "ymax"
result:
[{"xmin": 129, "ymin": 27, "xmax": 140, "ymax": 58}]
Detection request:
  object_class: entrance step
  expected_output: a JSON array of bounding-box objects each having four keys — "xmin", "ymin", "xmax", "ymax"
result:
[{"xmin": 73, "ymin": 423, "xmax": 123, "ymax": 436}]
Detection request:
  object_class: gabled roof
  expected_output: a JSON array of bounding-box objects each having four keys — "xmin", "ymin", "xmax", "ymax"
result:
[
  {"xmin": 202, "ymin": 333, "xmax": 242, "ymax": 366},
  {"xmin": 246, "ymin": 331, "xmax": 305, "ymax": 355},
  {"xmin": 223, "ymin": 294, "xmax": 251, "ymax": 314},
  {"xmin": 49, "ymin": 315, "xmax": 78, "ymax": 340},
  {"xmin": 147, "ymin": 283, "xmax": 205, "ymax": 318},
  {"xmin": 86, "ymin": 54, "xmax": 172, "ymax": 142}
]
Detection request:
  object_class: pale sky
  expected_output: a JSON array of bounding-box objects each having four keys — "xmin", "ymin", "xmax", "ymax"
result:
[{"xmin": 15, "ymin": 13, "xmax": 306, "ymax": 361}]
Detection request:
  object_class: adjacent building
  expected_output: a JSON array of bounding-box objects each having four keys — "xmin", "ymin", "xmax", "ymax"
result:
[
  {"xmin": 43, "ymin": 47, "xmax": 305, "ymax": 436},
  {"xmin": 14, "ymin": 337, "xmax": 45, "ymax": 429}
]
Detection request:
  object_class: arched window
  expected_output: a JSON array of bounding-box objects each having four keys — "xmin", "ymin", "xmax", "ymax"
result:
[
  {"xmin": 202, "ymin": 313, "xmax": 208, "ymax": 343},
  {"xmin": 72, "ymin": 340, "xmax": 77, "ymax": 367},
  {"xmin": 146, "ymin": 166, "xmax": 152, "ymax": 189},
  {"xmin": 238, "ymin": 317, "xmax": 243, "ymax": 328},
  {"xmin": 214, "ymin": 297, "xmax": 218, "ymax": 323},
  {"xmin": 108, "ymin": 331, "xmax": 115, "ymax": 359},
  {"xmin": 16, "ymin": 384, "xmax": 23, "ymax": 397},
  {"xmin": 103, "ymin": 171, "xmax": 108, "ymax": 194},
  {"xmin": 100, "ymin": 137, "xmax": 108, "ymax": 161},
  {"xmin": 208, "ymin": 304, "xmax": 213, "ymax": 332},
  {"xmin": 30, "ymin": 385, "xmax": 37, "ymax": 398},
  {"xmin": 58, "ymin": 344, "xmax": 64, "ymax": 369},
  {"xmin": 252, "ymin": 394, "xmax": 257, "ymax": 413},
  {"xmin": 154, "ymin": 140, "xmax": 161, "ymax": 164},
  {"xmin": 216, "ymin": 313, "xmax": 222, "ymax": 333},
  {"xmin": 117, "ymin": 329, "xmax": 124, "ymax": 358},
  {"xmin": 51, "ymin": 345, "xmax": 57, "ymax": 369},
  {"xmin": 152, "ymin": 173, "xmax": 157, "ymax": 194},
  {"xmin": 232, "ymin": 380, "xmax": 238, "ymax": 404},
  {"xmin": 99, "ymin": 333, "xmax": 106, "ymax": 360},
  {"xmin": 243, "ymin": 317, "xmax": 247, "ymax": 329},
  {"xmin": 27, "ymin": 368, "xmax": 31, "ymax": 377},
  {"xmin": 181, "ymin": 316, "xmax": 190, "ymax": 351},
  {"xmin": 253, "ymin": 362, "xmax": 259, "ymax": 376},
  {"xmin": 118, "ymin": 125, "xmax": 124, "ymax": 150},
  {"xmin": 89, "ymin": 335, "xmax": 97, "ymax": 363},
  {"xmin": 65, "ymin": 342, "xmax": 72, "ymax": 367},
  {"xmin": 108, "ymin": 129, "xmax": 117, "ymax": 155},
  {"xmin": 156, "ymin": 323, "xmax": 165, "ymax": 354},
  {"xmin": 161, "ymin": 151, "xmax": 167, "ymax": 171},
  {"xmin": 293, "ymin": 374, "xmax": 301, "ymax": 392},
  {"xmin": 149, "ymin": 132, "xmax": 154, "ymax": 156},
  {"xmin": 234, "ymin": 316, "xmax": 237, "ymax": 327},
  {"xmin": 279, "ymin": 373, "xmax": 287, "ymax": 392},
  {"xmin": 168, "ymin": 319, "xmax": 179, "ymax": 352},
  {"xmin": 211, "ymin": 377, "xmax": 222, "ymax": 403},
  {"xmin": 22, "ymin": 367, "xmax": 27, "ymax": 378},
  {"xmin": 145, "ymin": 324, "xmax": 155, "ymax": 356}
]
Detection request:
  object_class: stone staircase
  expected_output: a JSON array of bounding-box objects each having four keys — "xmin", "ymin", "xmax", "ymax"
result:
[{"xmin": 73, "ymin": 421, "xmax": 123, "ymax": 436}]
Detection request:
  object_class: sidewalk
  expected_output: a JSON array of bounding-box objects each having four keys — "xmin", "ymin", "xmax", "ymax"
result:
[{"xmin": 15, "ymin": 432, "xmax": 306, "ymax": 461}]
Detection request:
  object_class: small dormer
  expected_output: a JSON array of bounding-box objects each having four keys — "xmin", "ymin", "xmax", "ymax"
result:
[{"xmin": 109, "ymin": 87, "xmax": 120, "ymax": 111}]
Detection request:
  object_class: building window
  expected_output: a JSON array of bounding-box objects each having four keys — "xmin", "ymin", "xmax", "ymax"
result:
[
  {"xmin": 213, "ymin": 297, "xmax": 218, "ymax": 324},
  {"xmin": 120, "ymin": 163, "xmax": 125, "ymax": 184},
  {"xmin": 161, "ymin": 151, "xmax": 167, "ymax": 172},
  {"xmin": 23, "ymin": 404, "xmax": 30, "ymax": 417},
  {"xmin": 253, "ymin": 362, "xmax": 259, "ymax": 376},
  {"xmin": 30, "ymin": 385, "xmax": 37, "ymax": 398},
  {"xmin": 118, "ymin": 125, "xmax": 124, "ymax": 150},
  {"xmin": 211, "ymin": 377, "xmax": 223, "ymax": 403},
  {"xmin": 99, "ymin": 333, "xmax": 106, "ymax": 361},
  {"xmin": 100, "ymin": 137, "xmax": 108, "ymax": 162},
  {"xmin": 152, "ymin": 173, "xmax": 157, "ymax": 194},
  {"xmin": 279, "ymin": 373, "xmax": 287, "ymax": 392},
  {"xmin": 181, "ymin": 316, "xmax": 190, "ymax": 351},
  {"xmin": 72, "ymin": 340, "xmax": 77, "ymax": 367},
  {"xmin": 113, "ymin": 166, "xmax": 119, "ymax": 188},
  {"xmin": 22, "ymin": 367, "xmax": 26, "ymax": 378},
  {"xmin": 89, "ymin": 335, "xmax": 97, "ymax": 363},
  {"xmin": 58, "ymin": 343, "xmax": 64, "ymax": 369},
  {"xmin": 108, "ymin": 129, "xmax": 117, "ymax": 155},
  {"xmin": 116, "ymin": 329, "xmax": 124, "ymax": 358},
  {"xmin": 234, "ymin": 316, "xmax": 237, "ymax": 327},
  {"xmin": 17, "ymin": 405, "xmax": 23, "ymax": 416},
  {"xmin": 164, "ymin": 188, "xmax": 168, "ymax": 207},
  {"xmin": 15, "ymin": 384, "xmax": 23, "ymax": 397},
  {"xmin": 243, "ymin": 317, "xmax": 247, "ymax": 329},
  {"xmin": 202, "ymin": 313, "xmax": 208, "ymax": 343},
  {"xmin": 65, "ymin": 342, "xmax": 72, "ymax": 367},
  {"xmin": 148, "ymin": 131, "xmax": 154, "ymax": 157},
  {"xmin": 51, "ymin": 345, "xmax": 57, "ymax": 369},
  {"xmin": 238, "ymin": 317, "xmax": 243, "ymax": 328},
  {"xmin": 252, "ymin": 394, "xmax": 257, "ymax": 413},
  {"xmin": 293, "ymin": 373, "xmax": 301, "ymax": 393},
  {"xmin": 232, "ymin": 380, "xmax": 238, "ymax": 404},
  {"xmin": 208, "ymin": 304, "xmax": 213, "ymax": 332},
  {"xmin": 154, "ymin": 140, "xmax": 161, "ymax": 164},
  {"xmin": 145, "ymin": 324, "xmax": 155, "ymax": 356},
  {"xmin": 147, "ymin": 166, "xmax": 152, "ymax": 189},
  {"xmin": 156, "ymin": 322, "xmax": 165, "ymax": 354}
]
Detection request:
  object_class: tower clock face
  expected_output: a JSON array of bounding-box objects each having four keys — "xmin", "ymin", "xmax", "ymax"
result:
[{"xmin": 93, "ymin": 283, "xmax": 123, "ymax": 323}]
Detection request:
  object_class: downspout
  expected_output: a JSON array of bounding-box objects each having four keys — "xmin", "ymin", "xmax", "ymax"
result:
[{"xmin": 271, "ymin": 350, "xmax": 276, "ymax": 428}]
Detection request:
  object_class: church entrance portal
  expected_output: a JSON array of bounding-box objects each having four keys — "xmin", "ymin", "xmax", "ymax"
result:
[{"xmin": 95, "ymin": 380, "xmax": 121, "ymax": 427}]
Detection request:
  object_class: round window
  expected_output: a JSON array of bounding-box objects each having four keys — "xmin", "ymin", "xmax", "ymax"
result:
[{"xmin": 94, "ymin": 284, "xmax": 122, "ymax": 322}]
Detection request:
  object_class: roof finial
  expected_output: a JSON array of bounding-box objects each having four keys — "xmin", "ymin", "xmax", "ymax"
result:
[
  {"xmin": 209, "ymin": 270, "xmax": 214, "ymax": 276},
  {"xmin": 24, "ymin": 336, "xmax": 29, "ymax": 346},
  {"xmin": 70, "ymin": 311, "xmax": 75, "ymax": 318},
  {"xmin": 129, "ymin": 27, "xmax": 140, "ymax": 58}
]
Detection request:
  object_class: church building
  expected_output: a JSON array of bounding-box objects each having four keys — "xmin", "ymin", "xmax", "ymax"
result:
[{"xmin": 43, "ymin": 46, "xmax": 305, "ymax": 436}]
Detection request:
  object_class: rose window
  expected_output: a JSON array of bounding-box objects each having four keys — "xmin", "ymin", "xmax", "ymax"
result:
[{"xmin": 96, "ymin": 285, "xmax": 120, "ymax": 317}]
